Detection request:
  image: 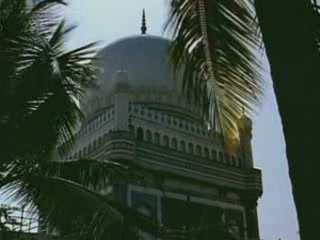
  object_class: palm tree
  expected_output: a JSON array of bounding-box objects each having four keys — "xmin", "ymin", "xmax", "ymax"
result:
[
  {"xmin": 165, "ymin": 0, "xmax": 320, "ymax": 240},
  {"xmin": 0, "ymin": 0, "xmax": 97, "ymax": 171},
  {"xmin": 1, "ymin": 158, "xmax": 157, "ymax": 239},
  {"xmin": 0, "ymin": 1, "xmax": 158, "ymax": 239}
]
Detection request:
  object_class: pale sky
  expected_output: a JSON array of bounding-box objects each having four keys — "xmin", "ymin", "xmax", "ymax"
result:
[
  {"xmin": 63, "ymin": 1, "xmax": 299, "ymax": 240},
  {"xmin": 2, "ymin": 1, "xmax": 300, "ymax": 240}
]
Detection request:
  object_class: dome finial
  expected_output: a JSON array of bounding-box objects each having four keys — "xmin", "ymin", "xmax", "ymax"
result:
[{"xmin": 141, "ymin": 8, "xmax": 147, "ymax": 34}]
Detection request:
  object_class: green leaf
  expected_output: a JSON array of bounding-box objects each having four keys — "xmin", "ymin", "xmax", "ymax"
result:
[{"xmin": 165, "ymin": 0, "xmax": 264, "ymax": 142}]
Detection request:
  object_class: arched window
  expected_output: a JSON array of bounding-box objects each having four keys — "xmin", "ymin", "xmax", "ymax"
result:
[
  {"xmin": 211, "ymin": 150, "xmax": 217, "ymax": 161},
  {"xmin": 93, "ymin": 140, "xmax": 97, "ymax": 150},
  {"xmin": 129, "ymin": 124, "xmax": 134, "ymax": 133},
  {"xmin": 188, "ymin": 143, "xmax": 194, "ymax": 155},
  {"xmin": 137, "ymin": 127, "xmax": 144, "ymax": 141},
  {"xmin": 196, "ymin": 145, "xmax": 202, "ymax": 156},
  {"xmin": 163, "ymin": 136, "xmax": 169, "ymax": 147},
  {"xmin": 225, "ymin": 154, "xmax": 230, "ymax": 165},
  {"xmin": 84, "ymin": 147, "xmax": 87, "ymax": 155},
  {"xmin": 98, "ymin": 136, "xmax": 102, "ymax": 146},
  {"xmin": 88, "ymin": 144, "xmax": 92, "ymax": 153},
  {"xmin": 146, "ymin": 130, "xmax": 152, "ymax": 142},
  {"xmin": 171, "ymin": 138, "xmax": 178, "ymax": 150},
  {"xmin": 180, "ymin": 141, "xmax": 186, "ymax": 152},
  {"xmin": 238, "ymin": 157, "xmax": 242, "ymax": 167},
  {"xmin": 154, "ymin": 132, "xmax": 160, "ymax": 144},
  {"xmin": 79, "ymin": 150, "xmax": 82, "ymax": 158},
  {"xmin": 231, "ymin": 156, "xmax": 237, "ymax": 166},
  {"xmin": 218, "ymin": 152, "xmax": 223, "ymax": 162},
  {"xmin": 204, "ymin": 147, "xmax": 209, "ymax": 159},
  {"xmin": 103, "ymin": 133, "xmax": 108, "ymax": 142}
]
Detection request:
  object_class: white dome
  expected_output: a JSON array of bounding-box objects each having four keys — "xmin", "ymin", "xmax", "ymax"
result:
[{"xmin": 97, "ymin": 35, "xmax": 178, "ymax": 93}]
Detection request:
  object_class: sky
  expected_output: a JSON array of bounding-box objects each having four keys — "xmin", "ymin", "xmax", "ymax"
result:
[{"xmin": 2, "ymin": 1, "xmax": 299, "ymax": 240}]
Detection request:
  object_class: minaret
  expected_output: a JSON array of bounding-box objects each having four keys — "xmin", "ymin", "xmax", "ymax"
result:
[
  {"xmin": 237, "ymin": 109, "xmax": 254, "ymax": 168},
  {"xmin": 113, "ymin": 70, "xmax": 130, "ymax": 131},
  {"xmin": 141, "ymin": 8, "xmax": 147, "ymax": 34}
]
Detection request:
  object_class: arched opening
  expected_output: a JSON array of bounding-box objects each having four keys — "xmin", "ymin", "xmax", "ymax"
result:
[
  {"xmin": 225, "ymin": 154, "xmax": 230, "ymax": 165},
  {"xmin": 211, "ymin": 150, "xmax": 217, "ymax": 161},
  {"xmin": 129, "ymin": 124, "xmax": 135, "ymax": 134},
  {"xmin": 196, "ymin": 145, "xmax": 202, "ymax": 156},
  {"xmin": 98, "ymin": 136, "xmax": 102, "ymax": 146},
  {"xmin": 204, "ymin": 147, "xmax": 209, "ymax": 159},
  {"xmin": 163, "ymin": 136, "xmax": 169, "ymax": 147},
  {"xmin": 146, "ymin": 130, "xmax": 152, "ymax": 142},
  {"xmin": 137, "ymin": 127, "xmax": 144, "ymax": 141},
  {"xmin": 88, "ymin": 144, "xmax": 92, "ymax": 153},
  {"xmin": 188, "ymin": 143, "xmax": 194, "ymax": 155},
  {"xmin": 171, "ymin": 138, "xmax": 178, "ymax": 150},
  {"xmin": 238, "ymin": 157, "xmax": 242, "ymax": 167},
  {"xmin": 103, "ymin": 133, "xmax": 108, "ymax": 142},
  {"xmin": 93, "ymin": 140, "xmax": 97, "ymax": 150},
  {"xmin": 180, "ymin": 141, "xmax": 186, "ymax": 152},
  {"xmin": 219, "ymin": 152, "xmax": 224, "ymax": 162},
  {"xmin": 154, "ymin": 132, "xmax": 160, "ymax": 144}
]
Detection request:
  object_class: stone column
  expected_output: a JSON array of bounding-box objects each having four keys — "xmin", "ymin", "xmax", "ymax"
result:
[
  {"xmin": 243, "ymin": 196, "xmax": 260, "ymax": 240},
  {"xmin": 237, "ymin": 114, "xmax": 254, "ymax": 168}
]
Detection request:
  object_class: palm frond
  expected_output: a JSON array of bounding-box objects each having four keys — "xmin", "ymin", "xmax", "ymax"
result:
[
  {"xmin": 2, "ymin": 175, "xmax": 121, "ymax": 238},
  {"xmin": 165, "ymin": 0, "xmax": 264, "ymax": 141},
  {"xmin": 0, "ymin": 158, "xmax": 154, "ymax": 237},
  {"xmin": 1, "ymin": 174, "xmax": 158, "ymax": 239},
  {"xmin": 0, "ymin": 13, "xmax": 98, "ymax": 166},
  {"xmin": 40, "ymin": 158, "xmax": 144, "ymax": 188}
]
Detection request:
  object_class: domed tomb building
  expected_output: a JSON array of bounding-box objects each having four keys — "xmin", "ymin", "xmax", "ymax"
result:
[{"xmin": 65, "ymin": 17, "xmax": 263, "ymax": 240}]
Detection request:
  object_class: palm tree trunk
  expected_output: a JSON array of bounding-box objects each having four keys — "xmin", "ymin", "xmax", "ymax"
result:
[{"xmin": 254, "ymin": 0, "xmax": 319, "ymax": 239}]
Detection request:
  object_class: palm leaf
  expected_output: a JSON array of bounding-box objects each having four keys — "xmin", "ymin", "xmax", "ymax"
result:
[
  {"xmin": 0, "ymin": 5, "xmax": 98, "ymax": 167},
  {"xmin": 165, "ymin": 0, "xmax": 264, "ymax": 142},
  {"xmin": 1, "ymin": 175, "xmax": 158, "ymax": 239},
  {"xmin": 40, "ymin": 158, "xmax": 144, "ymax": 188},
  {"xmin": 2, "ymin": 175, "xmax": 122, "ymax": 239},
  {"xmin": 0, "ymin": 158, "xmax": 156, "ymax": 239}
]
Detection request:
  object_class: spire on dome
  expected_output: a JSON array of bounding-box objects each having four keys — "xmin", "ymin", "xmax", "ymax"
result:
[{"xmin": 141, "ymin": 8, "xmax": 147, "ymax": 34}]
